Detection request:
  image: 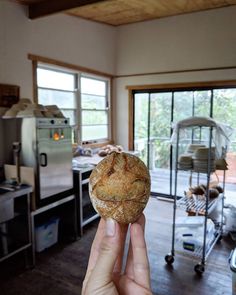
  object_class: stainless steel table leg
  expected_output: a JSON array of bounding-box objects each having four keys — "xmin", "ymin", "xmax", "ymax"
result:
[{"xmin": 0, "ymin": 223, "xmax": 8, "ymax": 256}]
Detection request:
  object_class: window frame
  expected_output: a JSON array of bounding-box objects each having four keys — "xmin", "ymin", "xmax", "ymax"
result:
[
  {"xmin": 79, "ymin": 73, "xmax": 111, "ymax": 144},
  {"xmin": 127, "ymin": 81, "xmax": 236, "ymax": 150},
  {"xmin": 129, "ymin": 81, "xmax": 236, "ymax": 199},
  {"xmin": 32, "ymin": 58, "xmax": 113, "ymax": 147}
]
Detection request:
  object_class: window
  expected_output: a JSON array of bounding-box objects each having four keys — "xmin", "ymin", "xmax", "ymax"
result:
[
  {"xmin": 131, "ymin": 85, "xmax": 236, "ymax": 202},
  {"xmin": 36, "ymin": 65, "xmax": 111, "ymax": 145},
  {"xmin": 37, "ymin": 67, "xmax": 77, "ymax": 142},
  {"xmin": 80, "ymin": 76, "xmax": 109, "ymax": 142}
]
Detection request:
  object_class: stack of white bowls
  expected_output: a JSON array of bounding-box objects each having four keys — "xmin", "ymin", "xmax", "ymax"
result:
[
  {"xmin": 187, "ymin": 144, "xmax": 206, "ymax": 154},
  {"xmin": 178, "ymin": 154, "xmax": 193, "ymax": 170},
  {"xmin": 193, "ymin": 147, "xmax": 216, "ymax": 173}
]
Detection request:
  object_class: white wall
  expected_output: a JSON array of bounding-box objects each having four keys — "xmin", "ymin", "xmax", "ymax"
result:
[
  {"xmin": 114, "ymin": 6, "xmax": 236, "ymax": 149},
  {"xmin": 1, "ymin": 2, "xmax": 236, "ymax": 151},
  {"xmin": 0, "ymin": 0, "xmax": 117, "ymax": 165},
  {"xmin": 0, "ymin": 0, "xmax": 117, "ymax": 98},
  {"xmin": 116, "ymin": 6, "xmax": 236, "ymax": 75}
]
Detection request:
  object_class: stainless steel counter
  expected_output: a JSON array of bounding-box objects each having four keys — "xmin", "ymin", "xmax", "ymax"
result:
[
  {"xmin": 0, "ymin": 185, "xmax": 33, "ymax": 202},
  {"xmin": 0, "ymin": 185, "xmax": 33, "ymax": 267}
]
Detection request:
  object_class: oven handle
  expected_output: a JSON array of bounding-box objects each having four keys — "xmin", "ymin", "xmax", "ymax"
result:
[{"xmin": 40, "ymin": 153, "xmax": 48, "ymax": 167}]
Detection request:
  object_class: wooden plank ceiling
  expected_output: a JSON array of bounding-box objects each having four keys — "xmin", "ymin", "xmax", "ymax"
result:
[{"xmin": 13, "ymin": 0, "xmax": 236, "ymax": 25}]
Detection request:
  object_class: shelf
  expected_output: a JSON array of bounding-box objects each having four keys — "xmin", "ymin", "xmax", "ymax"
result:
[
  {"xmin": 0, "ymin": 243, "xmax": 32, "ymax": 262},
  {"xmin": 178, "ymin": 167, "xmax": 216, "ymax": 174},
  {"xmin": 177, "ymin": 194, "xmax": 223, "ymax": 215},
  {"xmin": 83, "ymin": 213, "xmax": 99, "ymax": 227},
  {"xmin": 167, "ymin": 117, "xmax": 228, "ymax": 273},
  {"xmin": 0, "ymin": 187, "xmax": 33, "ymax": 266},
  {"xmin": 82, "ymin": 179, "xmax": 90, "ymax": 185},
  {"xmin": 73, "ymin": 167, "xmax": 98, "ymax": 236},
  {"xmin": 31, "ymin": 195, "xmax": 75, "ymax": 216},
  {"xmin": 175, "ymin": 229, "xmax": 221, "ymax": 259},
  {"xmin": 83, "ymin": 195, "xmax": 91, "ymax": 207}
]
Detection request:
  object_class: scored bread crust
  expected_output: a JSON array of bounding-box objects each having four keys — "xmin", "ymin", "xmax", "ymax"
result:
[{"xmin": 89, "ymin": 152, "xmax": 150, "ymax": 224}]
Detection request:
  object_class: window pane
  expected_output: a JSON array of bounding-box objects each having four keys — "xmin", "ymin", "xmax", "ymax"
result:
[
  {"xmin": 213, "ymin": 88, "xmax": 236, "ymax": 152},
  {"xmin": 134, "ymin": 93, "xmax": 149, "ymax": 165},
  {"xmin": 173, "ymin": 91, "xmax": 193, "ymax": 149},
  {"xmin": 213, "ymin": 89, "xmax": 236, "ymax": 129},
  {"xmin": 150, "ymin": 92, "xmax": 172, "ymax": 138},
  {"xmin": 82, "ymin": 125, "xmax": 108, "ymax": 141},
  {"xmin": 213, "ymin": 89, "xmax": 236, "ymax": 205},
  {"xmin": 38, "ymin": 88, "xmax": 76, "ymax": 109},
  {"xmin": 81, "ymin": 77, "xmax": 106, "ymax": 96},
  {"xmin": 81, "ymin": 94, "xmax": 106, "ymax": 109},
  {"xmin": 173, "ymin": 91, "xmax": 193, "ymax": 123},
  {"xmin": 37, "ymin": 68, "xmax": 75, "ymax": 91},
  {"xmin": 82, "ymin": 110, "xmax": 107, "ymax": 125},
  {"xmin": 149, "ymin": 93, "xmax": 172, "ymax": 195},
  {"xmin": 194, "ymin": 90, "xmax": 211, "ymax": 117}
]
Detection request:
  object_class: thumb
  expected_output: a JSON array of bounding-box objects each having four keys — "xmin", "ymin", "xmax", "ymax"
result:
[{"xmin": 90, "ymin": 218, "xmax": 121, "ymax": 283}]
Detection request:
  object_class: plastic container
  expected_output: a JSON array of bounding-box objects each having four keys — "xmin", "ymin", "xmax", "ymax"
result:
[
  {"xmin": 229, "ymin": 248, "xmax": 236, "ymax": 295},
  {"xmin": 35, "ymin": 217, "xmax": 59, "ymax": 252},
  {"xmin": 224, "ymin": 205, "xmax": 236, "ymax": 233},
  {"xmin": 208, "ymin": 200, "xmax": 222, "ymax": 223},
  {"xmin": 0, "ymin": 198, "xmax": 14, "ymax": 223},
  {"xmin": 175, "ymin": 219, "xmax": 215, "ymax": 251},
  {"xmin": 175, "ymin": 216, "xmax": 205, "ymax": 228}
]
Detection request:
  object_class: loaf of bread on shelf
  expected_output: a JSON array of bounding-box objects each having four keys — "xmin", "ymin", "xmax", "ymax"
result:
[
  {"xmin": 211, "ymin": 185, "xmax": 224, "ymax": 194},
  {"xmin": 188, "ymin": 182, "xmax": 223, "ymax": 199},
  {"xmin": 189, "ymin": 185, "xmax": 205, "ymax": 196},
  {"xmin": 89, "ymin": 152, "xmax": 150, "ymax": 224},
  {"xmin": 208, "ymin": 188, "xmax": 219, "ymax": 199}
]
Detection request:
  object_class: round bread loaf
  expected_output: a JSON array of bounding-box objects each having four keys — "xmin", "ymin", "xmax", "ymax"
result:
[
  {"xmin": 208, "ymin": 188, "xmax": 219, "ymax": 199},
  {"xmin": 89, "ymin": 152, "xmax": 151, "ymax": 224}
]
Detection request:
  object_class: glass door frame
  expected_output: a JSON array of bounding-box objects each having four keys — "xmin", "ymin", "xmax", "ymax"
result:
[{"xmin": 128, "ymin": 81, "xmax": 236, "ymax": 199}]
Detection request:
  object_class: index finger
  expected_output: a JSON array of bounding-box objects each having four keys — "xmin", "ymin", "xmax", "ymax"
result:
[
  {"xmin": 130, "ymin": 220, "xmax": 151, "ymax": 289},
  {"xmin": 113, "ymin": 223, "xmax": 128, "ymax": 275},
  {"xmin": 86, "ymin": 218, "xmax": 105, "ymax": 273},
  {"xmin": 125, "ymin": 214, "xmax": 145, "ymax": 279}
]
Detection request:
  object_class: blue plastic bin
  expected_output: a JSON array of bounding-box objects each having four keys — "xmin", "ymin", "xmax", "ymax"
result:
[{"xmin": 35, "ymin": 217, "xmax": 59, "ymax": 252}]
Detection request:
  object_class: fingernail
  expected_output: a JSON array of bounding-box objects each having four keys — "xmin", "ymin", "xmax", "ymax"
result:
[{"xmin": 106, "ymin": 218, "xmax": 116, "ymax": 237}]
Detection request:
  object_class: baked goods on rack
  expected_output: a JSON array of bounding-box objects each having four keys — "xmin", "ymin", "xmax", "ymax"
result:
[
  {"xmin": 187, "ymin": 183, "xmax": 223, "ymax": 200},
  {"xmin": 98, "ymin": 144, "xmax": 123, "ymax": 157}
]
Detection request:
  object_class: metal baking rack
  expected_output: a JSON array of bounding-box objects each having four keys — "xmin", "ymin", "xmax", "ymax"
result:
[{"xmin": 165, "ymin": 117, "xmax": 228, "ymax": 274}]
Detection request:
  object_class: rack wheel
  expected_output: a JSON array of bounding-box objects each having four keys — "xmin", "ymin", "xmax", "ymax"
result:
[
  {"xmin": 194, "ymin": 263, "xmax": 205, "ymax": 275},
  {"xmin": 165, "ymin": 254, "xmax": 174, "ymax": 265}
]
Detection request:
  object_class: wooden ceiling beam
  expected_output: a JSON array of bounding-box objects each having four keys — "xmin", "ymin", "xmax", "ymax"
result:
[{"xmin": 28, "ymin": 0, "xmax": 107, "ymax": 19}]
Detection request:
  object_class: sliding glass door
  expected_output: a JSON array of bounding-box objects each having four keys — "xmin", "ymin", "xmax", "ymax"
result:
[
  {"xmin": 133, "ymin": 87, "xmax": 236, "ymax": 200},
  {"xmin": 134, "ymin": 92, "xmax": 172, "ymax": 195},
  {"xmin": 134, "ymin": 93, "xmax": 149, "ymax": 166},
  {"xmin": 149, "ymin": 93, "xmax": 172, "ymax": 195},
  {"xmin": 213, "ymin": 89, "xmax": 236, "ymax": 205}
]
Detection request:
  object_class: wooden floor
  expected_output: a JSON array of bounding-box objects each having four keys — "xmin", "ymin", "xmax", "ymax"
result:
[{"xmin": 0, "ymin": 198, "xmax": 234, "ymax": 295}]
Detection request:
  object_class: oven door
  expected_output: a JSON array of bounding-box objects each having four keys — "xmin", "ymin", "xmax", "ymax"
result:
[{"xmin": 37, "ymin": 127, "xmax": 73, "ymax": 199}]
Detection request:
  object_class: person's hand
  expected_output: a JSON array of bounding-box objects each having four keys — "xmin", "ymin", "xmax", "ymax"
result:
[{"xmin": 82, "ymin": 214, "xmax": 152, "ymax": 295}]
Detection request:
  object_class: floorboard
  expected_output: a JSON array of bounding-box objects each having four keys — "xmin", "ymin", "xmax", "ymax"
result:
[{"xmin": 0, "ymin": 198, "xmax": 234, "ymax": 295}]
